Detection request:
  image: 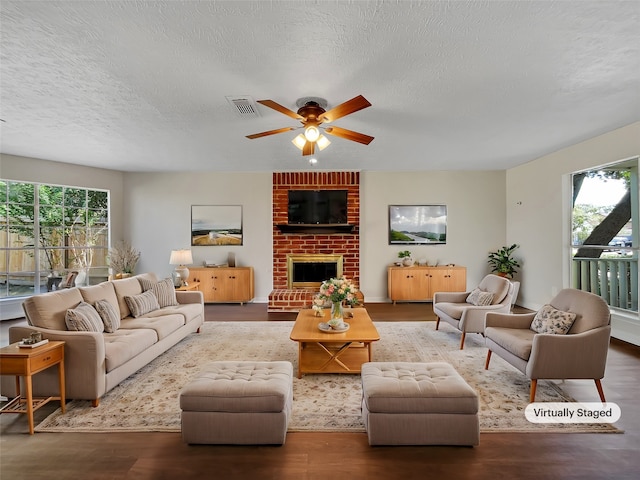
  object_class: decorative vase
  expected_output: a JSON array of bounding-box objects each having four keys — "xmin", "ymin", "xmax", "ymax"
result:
[
  {"xmin": 402, "ymin": 257, "xmax": 415, "ymax": 267},
  {"xmin": 329, "ymin": 301, "xmax": 344, "ymax": 328}
]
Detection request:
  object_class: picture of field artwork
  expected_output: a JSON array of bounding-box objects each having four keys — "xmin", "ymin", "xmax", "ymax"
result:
[
  {"xmin": 191, "ymin": 205, "xmax": 243, "ymax": 246},
  {"xmin": 388, "ymin": 205, "xmax": 447, "ymax": 245}
]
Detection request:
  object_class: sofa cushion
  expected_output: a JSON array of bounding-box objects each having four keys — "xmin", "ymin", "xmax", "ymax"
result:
[
  {"xmin": 120, "ymin": 314, "xmax": 185, "ymax": 340},
  {"xmin": 111, "ymin": 273, "xmax": 158, "ymax": 319},
  {"xmin": 484, "ymin": 326, "xmax": 536, "ymax": 360},
  {"xmin": 151, "ymin": 278, "xmax": 179, "ymax": 308},
  {"xmin": 65, "ymin": 302, "xmax": 105, "ymax": 332},
  {"xmin": 125, "ymin": 290, "xmax": 160, "ymax": 318},
  {"xmin": 23, "ymin": 288, "xmax": 85, "ymax": 330},
  {"xmin": 95, "ymin": 299, "xmax": 121, "ymax": 333},
  {"xmin": 434, "ymin": 302, "xmax": 467, "ymax": 320},
  {"xmin": 103, "ymin": 328, "xmax": 158, "ymax": 372},
  {"xmin": 530, "ymin": 304, "xmax": 577, "ymax": 335},
  {"xmin": 79, "ymin": 282, "xmax": 120, "ymax": 316},
  {"xmin": 149, "ymin": 303, "xmax": 203, "ymax": 325},
  {"xmin": 466, "ymin": 288, "xmax": 494, "ymax": 306},
  {"xmin": 113, "ymin": 276, "xmax": 145, "ymax": 319}
]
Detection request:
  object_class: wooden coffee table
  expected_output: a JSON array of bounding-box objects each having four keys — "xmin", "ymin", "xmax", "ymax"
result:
[{"xmin": 290, "ymin": 308, "xmax": 380, "ymax": 378}]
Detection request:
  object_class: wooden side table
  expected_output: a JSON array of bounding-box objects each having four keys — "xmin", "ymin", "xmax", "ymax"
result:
[
  {"xmin": 0, "ymin": 340, "xmax": 66, "ymax": 434},
  {"xmin": 176, "ymin": 281, "xmax": 200, "ymax": 291}
]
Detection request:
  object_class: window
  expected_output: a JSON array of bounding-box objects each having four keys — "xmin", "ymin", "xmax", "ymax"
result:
[
  {"xmin": 0, "ymin": 180, "xmax": 110, "ymax": 298},
  {"xmin": 571, "ymin": 158, "xmax": 638, "ymax": 312}
]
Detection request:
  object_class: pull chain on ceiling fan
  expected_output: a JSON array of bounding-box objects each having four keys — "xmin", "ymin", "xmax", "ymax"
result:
[{"xmin": 246, "ymin": 95, "xmax": 374, "ymax": 156}]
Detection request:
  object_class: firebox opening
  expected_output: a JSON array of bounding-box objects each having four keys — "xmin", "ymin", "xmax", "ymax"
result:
[{"xmin": 287, "ymin": 254, "xmax": 343, "ymax": 290}]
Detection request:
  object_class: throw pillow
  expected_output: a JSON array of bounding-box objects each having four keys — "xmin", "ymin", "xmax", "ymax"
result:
[
  {"xmin": 124, "ymin": 290, "xmax": 160, "ymax": 318},
  {"xmin": 65, "ymin": 302, "xmax": 105, "ymax": 332},
  {"xmin": 466, "ymin": 288, "xmax": 494, "ymax": 306},
  {"xmin": 530, "ymin": 304, "xmax": 577, "ymax": 334},
  {"xmin": 138, "ymin": 276, "xmax": 155, "ymax": 292},
  {"xmin": 95, "ymin": 299, "xmax": 121, "ymax": 333},
  {"xmin": 151, "ymin": 278, "xmax": 179, "ymax": 308}
]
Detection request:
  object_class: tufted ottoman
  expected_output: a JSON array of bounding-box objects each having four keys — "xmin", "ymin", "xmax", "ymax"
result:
[
  {"xmin": 180, "ymin": 361, "xmax": 293, "ymax": 445},
  {"xmin": 361, "ymin": 362, "xmax": 479, "ymax": 446}
]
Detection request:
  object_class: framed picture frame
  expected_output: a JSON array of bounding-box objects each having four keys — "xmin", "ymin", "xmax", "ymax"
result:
[
  {"xmin": 191, "ymin": 205, "xmax": 243, "ymax": 246},
  {"xmin": 388, "ymin": 205, "xmax": 447, "ymax": 245}
]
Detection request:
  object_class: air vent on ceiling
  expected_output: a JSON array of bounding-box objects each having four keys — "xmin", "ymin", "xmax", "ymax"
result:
[{"xmin": 226, "ymin": 96, "xmax": 261, "ymax": 118}]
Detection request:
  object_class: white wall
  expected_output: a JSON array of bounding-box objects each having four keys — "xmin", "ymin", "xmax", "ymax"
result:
[
  {"xmin": 506, "ymin": 122, "xmax": 640, "ymax": 344},
  {"xmin": 123, "ymin": 172, "xmax": 273, "ymax": 301},
  {"xmin": 360, "ymin": 171, "xmax": 506, "ymax": 301}
]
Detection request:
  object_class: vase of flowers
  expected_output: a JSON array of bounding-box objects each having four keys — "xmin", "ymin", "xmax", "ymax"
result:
[{"xmin": 318, "ymin": 276, "xmax": 359, "ymax": 328}]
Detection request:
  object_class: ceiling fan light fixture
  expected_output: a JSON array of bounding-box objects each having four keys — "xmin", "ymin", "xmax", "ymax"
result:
[
  {"xmin": 292, "ymin": 134, "xmax": 307, "ymax": 150},
  {"xmin": 304, "ymin": 125, "xmax": 320, "ymax": 142},
  {"xmin": 316, "ymin": 135, "xmax": 330, "ymax": 150}
]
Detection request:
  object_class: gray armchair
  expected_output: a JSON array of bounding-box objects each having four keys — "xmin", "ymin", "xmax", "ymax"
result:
[
  {"xmin": 484, "ymin": 288, "xmax": 611, "ymax": 403},
  {"xmin": 433, "ymin": 274, "xmax": 514, "ymax": 349}
]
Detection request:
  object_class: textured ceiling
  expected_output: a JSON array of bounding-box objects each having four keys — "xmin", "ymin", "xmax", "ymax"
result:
[{"xmin": 0, "ymin": 1, "xmax": 638, "ymax": 173}]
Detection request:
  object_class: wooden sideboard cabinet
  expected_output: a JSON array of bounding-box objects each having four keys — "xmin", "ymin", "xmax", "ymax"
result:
[
  {"xmin": 387, "ymin": 265, "xmax": 466, "ymax": 304},
  {"xmin": 190, "ymin": 267, "xmax": 254, "ymax": 305}
]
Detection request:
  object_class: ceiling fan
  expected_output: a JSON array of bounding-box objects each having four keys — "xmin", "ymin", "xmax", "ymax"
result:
[{"xmin": 246, "ymin": 95, "xmax": 374, "ymax": 156}]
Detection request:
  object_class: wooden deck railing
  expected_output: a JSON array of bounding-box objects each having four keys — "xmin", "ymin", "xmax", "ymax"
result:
[{"xmin": 572, "ymin": 257, "xmax": 638, "ymax": 312}]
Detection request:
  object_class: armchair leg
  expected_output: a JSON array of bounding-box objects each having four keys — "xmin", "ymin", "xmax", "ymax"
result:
[
  {"xmin": 529, "ymin": 379, "xmax": 537, "ymax": 403},
  {"xmin": 484, "ymin": 350, "xmax": 492, "ymax": 370},
  {"xmin": 91, "ymin": 398, "xmax": 100, "ymax": 408},
  {"xmin": 594, "ymin": 379, "xmax": 606, "ymax": 402},
  {"xmin": 459, "ymin": 331, "xmax": 466, "ymax": 350},
  {"xmin": 435, "ymin": 316, "xmax": 440, "ymax": 330}
]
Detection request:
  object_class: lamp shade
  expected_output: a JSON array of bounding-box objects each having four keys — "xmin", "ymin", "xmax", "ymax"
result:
[
  {"xmin": 316, "ymin": 135, "xmax": 330, "ymax": 150},
  {"xmin": 292, "ymin": 133, "xmax": 307, "ymax": 150},
  {"xmin": 169, "ymin": 249, "xmax": 193, "ymax": 266}
]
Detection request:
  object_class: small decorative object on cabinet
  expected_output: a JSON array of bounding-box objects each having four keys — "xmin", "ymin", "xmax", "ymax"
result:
[
  {"xmin": 190, "ymin": 267, "xmax": 254, "ymax": 304},
  {"xmin": 387, "ymin": 265, "xmax": 466, "ymax": 304},
  {"xmin": 397, "ymin": 250, "xmax": 414, "ymax": 267}
]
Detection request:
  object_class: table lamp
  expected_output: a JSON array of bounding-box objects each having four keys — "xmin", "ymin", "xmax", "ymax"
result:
[{"xmin": 169, "ymin": 249, "xmax": 193, "ymax": 286}]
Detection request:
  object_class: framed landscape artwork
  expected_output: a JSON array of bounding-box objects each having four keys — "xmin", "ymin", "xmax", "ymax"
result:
[
  {"xmin": 388, "ymin": 205, "xmax": 447, "ymax": 245},
  {"xmin": 191, "ymin": 205, "xmax": 243, "ymax": 246}
]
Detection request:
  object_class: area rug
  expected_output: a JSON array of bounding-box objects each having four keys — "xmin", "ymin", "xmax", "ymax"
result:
[{"xmin": 35, "ymin": 321, "xmax": 620, "ymax": 434}]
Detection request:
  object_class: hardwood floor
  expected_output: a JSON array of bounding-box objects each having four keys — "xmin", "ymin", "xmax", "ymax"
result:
[{"xmin": 1, "ymin": 303, "xmax": 639, "ymax": 480}]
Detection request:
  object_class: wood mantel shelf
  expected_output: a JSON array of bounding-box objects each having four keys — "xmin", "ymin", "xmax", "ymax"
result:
[{"xmin": 276, "ymin": 224, "xmax": 356, "ymax": 234}]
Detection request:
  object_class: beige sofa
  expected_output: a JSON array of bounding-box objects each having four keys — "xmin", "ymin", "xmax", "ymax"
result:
[{"xmin": 2, "ymin": 273, "xmax": 204, "ymax": 406}]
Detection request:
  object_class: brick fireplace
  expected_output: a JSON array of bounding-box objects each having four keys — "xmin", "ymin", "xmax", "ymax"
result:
[{"xmin": 268, "ymin": 171, "xmax": 360, "ymax": 312}]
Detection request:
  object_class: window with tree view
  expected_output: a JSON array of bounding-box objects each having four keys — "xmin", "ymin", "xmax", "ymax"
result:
[
  {"xmin": 0, "ymin": 180, "xmax": 110, "ymax": 298},
  {"xmin": 571, "ymin": 158, "xmax": 638, "ymax": 312}
]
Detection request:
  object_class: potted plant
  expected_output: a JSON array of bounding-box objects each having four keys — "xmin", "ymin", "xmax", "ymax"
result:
[
  {"xmin": 487, "ymin": 244, "xmax": 520, "ymax": 278},
  {"xmin": 398, "ymin": 250, "xmax": 414, "ymax": 267}
]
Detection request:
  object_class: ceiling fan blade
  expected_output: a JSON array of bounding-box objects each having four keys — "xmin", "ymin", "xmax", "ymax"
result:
[
  {"xmin": 319, "ymin": 95, "xmax": 371, "ymax": 123},
  {"xmin": 257, "ymin": 100, "xmax": 304, "ymax": 120},
  {"xmin": 324, "ymin": 126, "xmax": 374, "ymax": 145},
  {"xmin": 246, "ymin": 127, "xmax": 295, "ymax": 139},
  {"xmin": 302, "ymin": 141, "xmax": 315, "ymax": 156}
]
